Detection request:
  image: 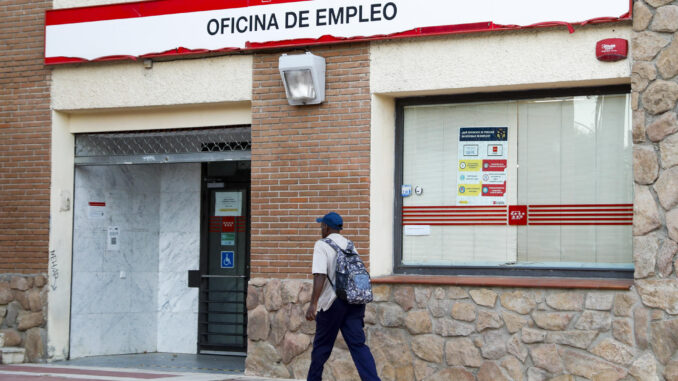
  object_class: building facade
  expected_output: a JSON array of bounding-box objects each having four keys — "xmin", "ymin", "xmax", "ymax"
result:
[{"xmin": 0, "ymin": 0, "xmax": 675, "ymax": 380}]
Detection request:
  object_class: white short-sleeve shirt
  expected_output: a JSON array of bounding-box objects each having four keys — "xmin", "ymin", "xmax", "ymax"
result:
[{"xmin": 311, "ymin": 233, "xmax": 355, "ymax": 312}]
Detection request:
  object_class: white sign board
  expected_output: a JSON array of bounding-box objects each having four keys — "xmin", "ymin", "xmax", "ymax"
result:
[{"xmin": 45, "ymin": 0, "xmax": 629, "ymax": 63}]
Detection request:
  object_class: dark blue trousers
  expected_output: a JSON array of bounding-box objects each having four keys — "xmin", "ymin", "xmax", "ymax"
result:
[{"xmin": 307, "ymin": 298, "xmax": 380, "ymax": 381}]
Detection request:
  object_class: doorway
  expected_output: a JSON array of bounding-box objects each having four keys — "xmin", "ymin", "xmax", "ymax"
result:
[{"xmin": 197, "ymin": 162, "xmax": 251, "ymax": 354}]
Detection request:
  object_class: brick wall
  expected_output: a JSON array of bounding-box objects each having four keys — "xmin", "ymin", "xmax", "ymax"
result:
[
  {"xmin": 250, "ymin": 43, "xmax": 371, "ymax": 279},
  {"xmin": 0, "ymin": 0, "xmax": 52, "ymax": 273}
]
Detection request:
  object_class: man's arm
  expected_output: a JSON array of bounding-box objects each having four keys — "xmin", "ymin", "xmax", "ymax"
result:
[{"xmin": 305, "ymin": 273, "xmax": 327, "ymax": 321}]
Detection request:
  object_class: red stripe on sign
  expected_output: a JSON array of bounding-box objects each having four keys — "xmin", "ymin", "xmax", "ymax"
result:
[
  {"xmin": 45, "ymin": 0, "xmax": 310, "ymax": 26},
  {"xmin": 404, "ymin": 214, "xmax": 507, "ymax": 217},
  {"xmin": 88, "ymin": 202, "xmax": 105, "ymax": 206},
  {"xmin": 527, "ymin": 213, "xmax": 633, "ymax": 217},
  {"xmin": 529, "ymin": 217, "xmax": 633, "ymax": 221}
]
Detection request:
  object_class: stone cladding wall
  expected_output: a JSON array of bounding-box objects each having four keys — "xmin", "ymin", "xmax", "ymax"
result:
[
  {"xmin": 247, "ymin": 279, "xmax": 678, "ymax": 380},
  {"xmin": 0, "ymin": 275, "xmax": 48, "ymax": 362}
]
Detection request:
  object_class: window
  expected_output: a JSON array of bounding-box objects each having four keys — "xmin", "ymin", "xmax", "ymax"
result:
[{"xmin": 395, "ymin": 86, "xmax": 633, "ymax": 278}]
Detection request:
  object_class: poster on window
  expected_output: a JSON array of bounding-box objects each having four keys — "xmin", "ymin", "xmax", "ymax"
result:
[
  {"xmin": 456, "ymin": 127, "xmax": 508, "ymax": 206},
  {"xmin": 215, "ymin": 192, "xmax": 242, "ymax": 216}
]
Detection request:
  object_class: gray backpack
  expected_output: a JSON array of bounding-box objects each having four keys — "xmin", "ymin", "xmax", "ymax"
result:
[{"xmin": 323, "ymin": 238, "xmax": 373, "ymax": 304}]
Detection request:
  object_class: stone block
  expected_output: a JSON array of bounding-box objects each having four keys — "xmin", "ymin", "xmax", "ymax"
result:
[
  {"xmin": 246, "ymin": 284, "xmax": 260, "ymax": 310},
  {"xmin": 377, "ymin": 303, "xmax": 404, "ymax": 327},
  {"xmin": 434, "ymin": 317, "xmax": 474, "ymax": 337},
  {"xmin": 530, "ymin": 344, "xmax": 563, "ymax": 374},
  {"xmin": 651, "ymin": 5, "xmax": 678, "ymax": 32},
  {"xmin": 447, "ymin": 287, "xmax": 468, "ymax": 299},
  {"xmin": 298, "ymin": 281, "xmax": 312, "ymax": 304},
  {"xmin": 24, "ymin": 328, "xmax": 45, "ymax": 363},
  {"xmin": 651, "ymin": 318, "xmax": 678, "ymax": 364},
  {"xmin": 633, "ymin": 1, "xmax": 653, "ymax": 31},
  {"xmin": 9, "ymin": 277, "xmax": 30, "ymax": 291},
  {"xmin": 247, "ymin": 305, "xmax": 269, "ymax": 341},
  {"xmin": 647, "ymin": 112, "xmax": 678, "ymax": 142},
  {"xmin": 636, "ymin": 279, "xmax": 678, "ymax": 314},
  {"xmin": 404, "ymin": 309, "xmax": 432, "ymax": 335},
  {"xmin": 654, "ymin": 166, "xmax": 678, "ymax": 210},
  {"xmin": 287, "ymin": 304, "xmax": 304, "ymax": 332},
  {"xmin": 545, "ymin": 291, "xmax": 584, "ymax": 311},
  {"xmin": 612, "ymin": 319, "xmax": 634, "ymax": 346},
  {"xmin": 657, "ymin": 239, "xmax": 678, "ymax": 277},
  {"xmin": 642, "ymin": 80, "xmax": 678, "ymax": 115},
  {"xmin": 445, "ymin": 337, "xmax": 482, "ymax": 367},
  {"xmin": 0, "ymin": 329, "xmax": 21, "ymax": 347},
  {"xmin": 280, "ymin": 332, "xmax": 310, "ymax": 364},
  {"xmin": 647, "ymin": 0, "xmax": 674, "ymax": 7},
  {"xmin": 632, "ymin": 61, "xmax": 658, "ymax": 91},
  {"xmin": 393, "ymin": 286, "xmax": 415, "ymax": 311},
  {"xmin": 634, "ymin": 185, "xmax": 662, "ymax": 236},
  {"xmin": 545, "ymin": 330, "xmax": 598, "ymax": 349},
  {"xmin": 668, "ymin": 208, "xmax": 678, "ymax": 242},
  {"xmin": 469, "ymin": 289, "xmax": 497, "ymax": 307},
  {"xmin": 507, "ymin": 334, "xmax": 527, "ymax": 362},
  {"xmin": 427, "ymin": 298, "xmax": 451, "ymax": 318},
  {"xmin": 480, "ymin": 329, "xmax": 508, "ymax": 360},
  {"xmin": 371, "ymin": 284, "xmax": 391, "ymax": 302},
  {"xmin": 521, "ymin": 328, "xmax": 546, "ymax": 344},
  {"xmin": 477, "ymin": 309, "xmax": 503, "ymax": 332},
  {"xmin": 500, "ymin": 291, "xmax": 537, "ymax": 314},
  {"xmin": 33, "ymin": 276, "xmax": 46, "ymax": 289},
  {"xmin": 263, "ymin": 279, "xmax": 282, "ymax": 311},
  {"xmin": 411, "ymin": 334, "xmax": 443, "ymax": 363},
  {"xmin": 477, "ymin": 361, "xmax": 510, "ymax": 381},
  {"xmin": 574, "ymin": 310, "xmax": 612, "ymax": 330},
  {"xmin": 245, "ymin": 340, "xmax": 289, "ymax": 378},
  {"xmin": 531, "ymin": 312, "xmax": 575, "ymax": 330},
  {"xmin": 613, "ymin": 293, "xmax": 636, "ymax": 317},
  {"xmin": 632, "ymin": 32, "xmax": 671, "ymax": 61},
  {"xmin": 664, "ymin": 357, "xmax": 678, "ymax": 380},
  {"xmin": 629, "ymin": 351, "xmax": 659, "ymax": 381},
  {"xmin": 585, "ymin": 292, "xmax": 614, "ymax": 310},
  {"xmin": 502, "ymin": 311, "xmax": 530, "ymax": 333},
  {"xmin": 280, "ymin": 279, "xmax": 302, "ymax": 305},
  {"xmin": 413, "ymin": 287, "xmax": 432, "ymax": 308},
  {"xmin": 558, "ymin": 347, "xmax": 627, "ymax": 380},
  {"xmin": 268, "ymin": 308, "xmax": 287, "ymax": 345},
  {"xmin": 526, "ymin": 367, "xmax": 549, "ymax": 381},
  {"xmin": 12, "ymin": 291, "xmax": 29, "ymax": 311},
  {"xmin": 591, "ymin": 338, "xmax": 636, "ymax": 366},
  {"xmin": 17, "ymin": 312, "xmax": 43, "ymax": 331},
  {"xmin": 634, "ymin": 307, "xmax": 650, "ymax": 350},
  {"xmin": 501, "ymin": 356, "xmax": 524, "ymax": 381},
  {"xmin": 661, "ymin": 132, "xmax": 678, "ymax": 169},
  {"xmin": 634, "ymin": 234, "xmax": 660, "ymax": 279},
  {"xmin": 634, "ymin": 109, "xmax": 646, "ymax": 142},
  {"xmin": 451, "ymin": 302, "xmax": 476, "ymax": 322},
  {"xmin": 634, "ymin": 145, "xmax": 659, "ymax": 184}
]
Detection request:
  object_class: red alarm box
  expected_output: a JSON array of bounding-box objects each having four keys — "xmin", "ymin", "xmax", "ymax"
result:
[{"xmin": 596, "ymin": 38, "xmax": 628, "ymax": 62}]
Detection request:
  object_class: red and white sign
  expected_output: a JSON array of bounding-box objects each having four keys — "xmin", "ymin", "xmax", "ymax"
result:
[
  {"xmin": 508, "ymin": 205, "xmax": 528, "ymax": 225},
  {"xmin": 45, "ymin": 0, "xmax": 630, "ymax": 64}
]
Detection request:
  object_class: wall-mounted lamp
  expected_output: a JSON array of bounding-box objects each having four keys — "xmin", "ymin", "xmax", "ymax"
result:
[{"xmin": 278, "ymin": 52, "xmax": 325, "ymax": 106}]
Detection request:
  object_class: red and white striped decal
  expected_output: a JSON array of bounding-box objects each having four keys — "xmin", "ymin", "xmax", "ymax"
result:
[
  {"xmin": 403, "ymin": 204, "xmax": 633, "ymax": 226},
  {"xmin": 403, "ymin": 205, "xmax": 508, "ymax": 226},
  {"xmin": 528, "ymin": 204, "xmax": 633, "ymax": 226}
]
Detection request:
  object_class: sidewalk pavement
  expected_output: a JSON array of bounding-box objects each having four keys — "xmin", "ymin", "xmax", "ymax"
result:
[{"xmin": 0, "ymin": 364, "xmax": 303, "ymax": 381}]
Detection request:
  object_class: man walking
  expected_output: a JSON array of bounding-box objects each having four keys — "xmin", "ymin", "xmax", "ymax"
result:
[{"xmin": 305, "ymin": 212, "xmax": 381, "ymax": 381}]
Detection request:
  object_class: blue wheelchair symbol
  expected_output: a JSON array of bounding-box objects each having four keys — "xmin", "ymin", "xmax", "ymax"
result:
[{"xmin": 221, "ymin": 251, "xmax": 234, "ymax": 269}]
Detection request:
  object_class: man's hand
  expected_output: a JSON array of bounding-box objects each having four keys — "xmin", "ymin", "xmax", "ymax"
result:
[
  {"xmin": 306, "ymin": 273, "xmax": 326, "ymax": 321},
  {"xmin": 305, "ymin": 303, "xmax": 317, "ymax": 321}
]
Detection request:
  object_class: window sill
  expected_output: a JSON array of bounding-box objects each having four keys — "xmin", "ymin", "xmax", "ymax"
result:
[{"xmin": 371, "ymin": 275, "xmax": 633, "ymax": 290}]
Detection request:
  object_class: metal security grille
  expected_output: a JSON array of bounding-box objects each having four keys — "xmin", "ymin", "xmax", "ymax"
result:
[{"xmin": 74, "ymin": 126, "xmax": 251, "ymax": 165}]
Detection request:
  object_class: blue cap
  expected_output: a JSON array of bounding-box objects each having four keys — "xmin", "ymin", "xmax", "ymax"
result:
[{"xmin": 316, "ymin": 212, "xmax": 343, "ymax": 230}]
